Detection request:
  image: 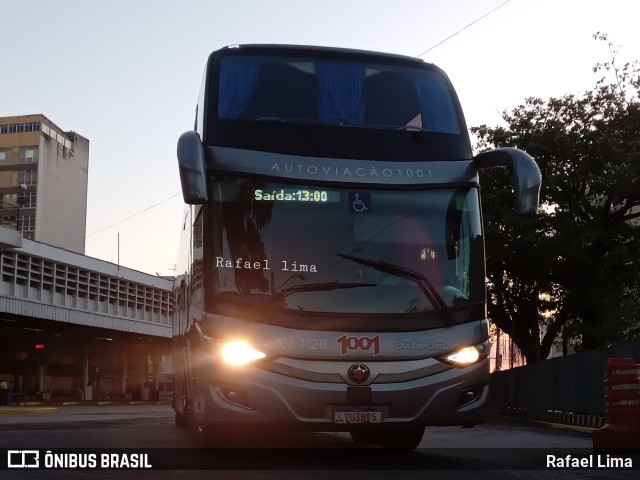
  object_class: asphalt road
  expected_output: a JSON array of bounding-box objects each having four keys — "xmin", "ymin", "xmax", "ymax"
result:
[{"xmin": 0, "ymin": 403, "xmax": 637, "ymax": 480}]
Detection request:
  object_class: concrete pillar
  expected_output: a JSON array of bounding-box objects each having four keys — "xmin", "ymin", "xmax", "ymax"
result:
[
  {"xmin": 121, "ymin": 348, "xmax": 128, "ymax": 396},
  {"xmin": 38, "ymin": 364, "xmax": 45, "ymax": 397},
  {"xmin": 83, "ymin": 350, "xmax": 92, "ymax": 401},
  {"xmin": 128, "ymin": 350, "xmax": 146, "ymax": 401},
  {"xmin": 151, "ymin": 354, "xmax": 161, "ymax": 401},
  {"xmin": 82, "ymin": 350, "xmax": 89, "ymax": 389}
]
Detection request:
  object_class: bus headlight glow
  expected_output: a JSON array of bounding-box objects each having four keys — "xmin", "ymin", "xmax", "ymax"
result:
[
  {"xmin": 441, "ymin": 341, "xmax": 490, "ymax": 367},
  {"xmin": 446, "ymin": 347, "xmax": 479, "ymax": 365},
  {"xmin": 221, "ymin": 340, "xmax": 266, "ymax": 366}
]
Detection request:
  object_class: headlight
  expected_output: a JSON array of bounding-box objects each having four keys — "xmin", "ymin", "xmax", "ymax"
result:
[
  {"xmin": 446, "ymin": 347, "xmax": 479, "ymax": 365},
  {"xmin": 220, "ymin": 340, "xmax": 266, "ymax": 366},
  {"xmin": 440, "ymin": 341, "xmax": 490, "ymax": 367}
]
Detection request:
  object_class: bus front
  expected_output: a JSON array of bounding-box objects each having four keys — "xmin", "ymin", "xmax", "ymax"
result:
[{"xmin": 175, "ymin": 45, "xmax": 541, "ymax": 450}]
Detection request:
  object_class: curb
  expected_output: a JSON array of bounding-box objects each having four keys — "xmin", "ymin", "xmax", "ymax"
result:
[
  {"xmin": 498, "ymin": 407, "xmax": 605, "ymax": 430},
  {"xmin": 491, "ymin": 414, "xmax": 597, "ymax": 435},
  {"xmin": 0, "ymin": 400, "xmax": 169, "ymax": 413},
  {"xmin": 12, "ymin": 400, "xmax": 170, "ymax": 407},
  {"xmin": 544, "ymin": 409, "xmax": 604, "ymax": 429},
  {"xmin": 0, "ymin": 407, "xmax": 58, "ymax": 415}
]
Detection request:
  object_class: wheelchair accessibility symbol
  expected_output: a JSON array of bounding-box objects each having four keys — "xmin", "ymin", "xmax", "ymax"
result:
[{"xmin": 349, "ymin": 192, "xmax": 371, "ymax": 213}]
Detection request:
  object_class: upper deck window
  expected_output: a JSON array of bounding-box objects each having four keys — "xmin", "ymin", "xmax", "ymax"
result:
[{"xmin": 217, "ymin": 55, "xmax": 461, "ymax": 135}]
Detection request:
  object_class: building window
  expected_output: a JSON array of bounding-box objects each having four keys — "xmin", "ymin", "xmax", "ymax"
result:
[
  {"xmin": 17, "ymin": 192, "xmax": 36, "ymax": 208},
  {"xmin": 18, "ymin": 214, "xmax": 36, "ymax": 232},
  {"xmin": 20, "ymin": 146, "xmax": 39, "ymax": 163},
  {"xmin": 18, "ymin": 171, "xmax": 37, "ymax": 186},
  {"xmin": 0, "ymin": 149, "xmax": 5, "ymax": 165},
  {"xmin": 0, "ymin": 123, "xmax": 40, "ymax": 134}
]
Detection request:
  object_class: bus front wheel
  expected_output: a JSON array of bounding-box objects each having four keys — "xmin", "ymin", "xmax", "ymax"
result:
[
  {"xmin": 377, "ymin": 427, "xmax": 424, "ymax": 450},
  {"xmin": 350, "ymin": 426, "xmax": 424, "ymax": 450}
]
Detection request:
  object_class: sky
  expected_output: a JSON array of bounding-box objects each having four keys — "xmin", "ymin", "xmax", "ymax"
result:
[{"xmin": 1, "ymin": 0, "xmax": 639, "ymax": 277}]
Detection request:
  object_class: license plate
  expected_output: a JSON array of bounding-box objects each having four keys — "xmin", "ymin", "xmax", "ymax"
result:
[{"xmin": 334, "ymin": 407, "xmax": 382, "ymax": 424}]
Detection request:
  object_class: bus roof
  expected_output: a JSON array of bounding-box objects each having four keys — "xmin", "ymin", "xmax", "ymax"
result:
[{"xmin": 213, "ymin": 44, "xmax": 433, "ymax": 69}]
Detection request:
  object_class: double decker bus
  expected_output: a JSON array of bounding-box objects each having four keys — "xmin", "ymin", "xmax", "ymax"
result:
[{"xmin": 173, "ymin": 44, "xmax": 541, "ymax": 450}]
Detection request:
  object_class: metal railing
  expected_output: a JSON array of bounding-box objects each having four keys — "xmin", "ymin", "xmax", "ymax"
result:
[{"xmin": 0, "ymin": 200, "xmax": 19, "ymax": 229}]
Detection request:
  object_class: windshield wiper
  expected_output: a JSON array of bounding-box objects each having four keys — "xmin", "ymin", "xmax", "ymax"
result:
[
  {"xmin": 338, "ymin": 253, "xmax": 454, "ymax": 323},
  {"xmin": 277, "ymin": 281, "xmax": 377, "ymax": 298}
]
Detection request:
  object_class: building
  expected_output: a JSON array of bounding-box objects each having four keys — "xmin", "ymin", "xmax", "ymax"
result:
[
  {"xmin": 0, "ymin": 114, "xmax": 89, "ymax": 254},
  {"xmin": 0, "ymin": 237, "xmax": 174, "ymax": 402}
]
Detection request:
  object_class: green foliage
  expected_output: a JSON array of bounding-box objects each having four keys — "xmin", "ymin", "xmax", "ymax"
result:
[{"xmin": 473, "ymin": 34, "xmax": 640, "ymax": 362}]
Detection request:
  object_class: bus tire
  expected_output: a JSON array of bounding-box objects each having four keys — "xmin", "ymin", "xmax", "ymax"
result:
[
  {"xmin": 349, "ymin": 430, "xmax": 374, "ymax": 445},
  {"xmin": 376, "ymin": 427, "xmax": 425, "ymax": 450},
  {"xmin": 175, "ymin": 410, "xmax": 188, "ymax": 428}
]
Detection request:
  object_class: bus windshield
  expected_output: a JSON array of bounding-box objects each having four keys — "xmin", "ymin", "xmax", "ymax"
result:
[
  {"xmin": 210, "ymin": 177, "xmax": 484, "ymax": 316},
  {"xmin": 216, "ymin": 54, "xmax": 462, "ymax": 134}
]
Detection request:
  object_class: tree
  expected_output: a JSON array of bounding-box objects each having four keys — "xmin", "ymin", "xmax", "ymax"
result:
[{"xmin": 473, "ymin": 34, "xmax": 640, "ymax": 363}]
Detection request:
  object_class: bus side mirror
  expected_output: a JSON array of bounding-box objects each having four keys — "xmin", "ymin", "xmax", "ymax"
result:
[
  {"xmin": 473, "ymin": 147, "xmax": 542, "ymax": 215},
  {"xmin": 177, "ymin": 131, "xmax": 207, "ymax": 204}
]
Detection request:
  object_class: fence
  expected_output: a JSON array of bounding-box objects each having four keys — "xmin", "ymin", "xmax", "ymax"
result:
[{"xmin": 489, "ymin": 341, "xmax": 640, "ymax": 420}]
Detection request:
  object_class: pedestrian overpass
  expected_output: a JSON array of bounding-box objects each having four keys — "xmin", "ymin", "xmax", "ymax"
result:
[{"xmin": 0, "ymin": 227, "xmax": 175, "ymax": 402}]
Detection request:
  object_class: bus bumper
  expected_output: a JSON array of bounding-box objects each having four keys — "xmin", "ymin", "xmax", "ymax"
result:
[{"xmin": 191, "ymin": 358, "xmax": 488, "ymax": 430}]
